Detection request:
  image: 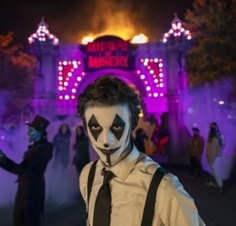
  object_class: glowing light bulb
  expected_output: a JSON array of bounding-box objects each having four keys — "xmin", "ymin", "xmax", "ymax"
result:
[{"xmin": 146, "ymin": 86, "xmax": 151, "ymax": 91}]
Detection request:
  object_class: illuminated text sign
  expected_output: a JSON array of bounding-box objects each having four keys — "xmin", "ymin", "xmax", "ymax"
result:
[{"xmin": 81, "ymin": 36, "xmax": 135, "ymax": 71}]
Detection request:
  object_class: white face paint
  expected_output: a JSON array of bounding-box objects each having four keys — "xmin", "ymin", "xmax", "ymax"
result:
[{"xmin": 85, "ymin": 104, "xmax": 132, "ymax": 166}]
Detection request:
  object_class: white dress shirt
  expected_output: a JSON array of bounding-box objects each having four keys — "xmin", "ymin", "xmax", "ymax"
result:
[{"xmin": 80, "ymin": 146, "xmax": 205, "ymax": 226}]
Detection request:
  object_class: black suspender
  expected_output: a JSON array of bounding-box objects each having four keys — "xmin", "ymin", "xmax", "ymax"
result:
[
  {"xmin": 87, "ymin": 161, "xmax": 167, "ymax": 226},
  {"xmin": 87, "ymin": 160, "xmax": 98, "ymax": 205},
  {"xmin": 141, "ymin": 167, "xmax": 168, "ymax": 226}
]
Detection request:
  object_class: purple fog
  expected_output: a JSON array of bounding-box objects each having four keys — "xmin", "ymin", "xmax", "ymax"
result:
[
  {"xmin": 0, "ymin": 115, "xmax": 98, "ymax": 208},
  {"xmin": 182, "ymin": 78, "xmax": 236, "ymax": 180}
]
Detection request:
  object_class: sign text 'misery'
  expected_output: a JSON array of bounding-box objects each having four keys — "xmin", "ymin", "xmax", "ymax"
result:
[{"xmin": 82, "ymin": 36, "xmax": 135, "ymax": 71}]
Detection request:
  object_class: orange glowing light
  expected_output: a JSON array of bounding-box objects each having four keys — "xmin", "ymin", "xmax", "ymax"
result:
[
  {"xmin": 81, "ymin": 36, "xmax": 94, "ymax": 45},
  {"xmin": 81, "ymin": 33, "xmax": 148, "ymax": 45},
  {"xmin": 131, "ymin": 33, "xmax": 148, "ymax": 44}
]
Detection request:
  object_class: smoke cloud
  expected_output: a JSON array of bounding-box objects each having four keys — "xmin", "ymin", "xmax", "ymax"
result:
[
  {"xmin": 182, "ymin": 78, "xmax": 236, "ymax": 180},
  {"xmin": 0, "ymin": 114, "xmax": 96, "ymax": 212}
]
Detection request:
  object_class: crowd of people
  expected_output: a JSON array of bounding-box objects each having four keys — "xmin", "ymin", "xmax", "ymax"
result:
[
  {"xmin": 0, "ymin": 117, "xmax": 91, "ymax": 226},
  {"xmin": 0, "ymin": 74, "xmax": 227, "ymax": 226},
  {"xmin": 52, "ymin": 123, "xmax": 90, "ymax": 177},
  {"xmin": 133, "ymin": 119, "xmax": 225, "ymax": 194}
]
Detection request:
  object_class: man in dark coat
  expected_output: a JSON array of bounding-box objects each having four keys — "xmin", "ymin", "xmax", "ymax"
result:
[{"xmin": 0, "ymin": 115, "xmax": 53, "ymax": 226}]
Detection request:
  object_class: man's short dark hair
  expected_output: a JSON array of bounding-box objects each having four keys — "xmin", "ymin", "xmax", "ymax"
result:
[{"xmin": 77, "ymin": 75, "xmax": 141, "ymax": 130}]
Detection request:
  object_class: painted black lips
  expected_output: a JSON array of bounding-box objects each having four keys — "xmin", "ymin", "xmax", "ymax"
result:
[{"xmin": 97, "ymin": 146, "xmax": 120, "ymax": 155}]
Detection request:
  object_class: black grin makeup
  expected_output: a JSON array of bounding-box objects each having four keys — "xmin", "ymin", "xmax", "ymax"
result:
[{"xmin": 97, "ymin": 146, "xmax": 120, "ymax": 155}]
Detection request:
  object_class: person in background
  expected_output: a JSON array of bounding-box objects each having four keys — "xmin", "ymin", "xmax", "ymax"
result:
[
  {"xmin": 0, "ymin": 115, "xmax": 53, "ymax": 226},
  {"xmin": 210, "ymin": 122, "xmax": 224, "ymax": 151},
  {"xmin": 206, "ymin": 123, "xmax": 224, "ymax": 193},
  {"xmin": 152, "ymin": 112, "xmax": 169, "ymax": 155},
  {"xmin": 77, "ymin": 75, "xmax": 205, "ymax": 226},
  {"xmin": 188, "ymin": 127, "xmax": 204, "ymax": 178},
  {"xmin": 145, "ymin": 113, "xmax": 158, "ymax": 155},
  {"xmin": 133, "ymin": 128, "xmax": 148, "ymax": 153},
  {"xmin": 53, "ymin": 123, "xmax": 71, "ymax": 170},
  {"xmin": 72, "ymin": 125, "xmax": 90, "ymax": 177}
]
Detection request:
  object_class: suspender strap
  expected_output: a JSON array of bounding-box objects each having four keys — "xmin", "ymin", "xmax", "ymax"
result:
[
  {"xmin": 87, "ymin": 161, "xmax": 167, "ymax": 226},
  {"xmin": 141, "ymin": 167, "xmax": 168, "ymax": 226},
  {"xmin": 87, "ymin": 160, "xmax": 98, "ymax": 205}
]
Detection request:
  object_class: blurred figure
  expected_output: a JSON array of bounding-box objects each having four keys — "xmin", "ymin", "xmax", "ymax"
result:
[
  {"xmin": 72, "ymin": 125, "xmax": 90, "ymax": 176},
  {"xmin": 0, "ymin": 115, "xmax": 53, "ymax": 226},
  {"xmin": 133, "ymin": 128, "xmax": 148, "ymax": 153},
  {"xmin": 53, "ymin": 123, "xmax": 71, "ymax": 170},
  {"xmin": 152, "ymin": 112, "xmax": 169, "ymax": 155},
  {"xmin": 210, "ymin": 122, "xmax": 224, "ymax": 151},
  {"xmin": 206, "ymin": 123, "xmax": 223, "ymax": 193},
  {"xmin": 145, "ymin": 113, "xmax": 158, "ymax": 155},
  {"xmin": 188, "ymin": 127, "xmax": 204, "ymax": 178}
]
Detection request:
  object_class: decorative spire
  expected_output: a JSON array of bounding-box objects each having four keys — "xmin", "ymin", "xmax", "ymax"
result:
[
  {"xmin": 28, "ymin": 17, "xmax": 59, "ymax": 45},
  {"xmin": 162, "ymin": 13, "xmax": 191, "ymax": 43}
]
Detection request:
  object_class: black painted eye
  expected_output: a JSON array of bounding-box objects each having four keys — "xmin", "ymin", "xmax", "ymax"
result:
[
  {"xmin": 88, "ymin": 115, "xmax": 103, "ymax": 141},
  {"xmin": 111, "ymin": 125, "xmax": 123, "ymax": 132},
  {"xmin": 110, "ymin": 114, "xmax": 125, "ymax": 140},
  {"xmin": 90, "ymin": 125, "xmax": 102, "ymax": 131}
]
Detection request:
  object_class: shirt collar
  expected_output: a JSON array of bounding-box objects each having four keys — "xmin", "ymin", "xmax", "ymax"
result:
[{"xmin": 98, "ymin": 145, "xmax": 141, "ymax": 181}]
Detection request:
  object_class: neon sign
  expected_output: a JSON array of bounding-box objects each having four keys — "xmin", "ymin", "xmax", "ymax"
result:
[{"xmin": 81, "ymin": 35, "xmax": 135, "ymax": 71}]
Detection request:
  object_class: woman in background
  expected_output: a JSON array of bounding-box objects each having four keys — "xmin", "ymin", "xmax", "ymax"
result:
[
  {"xmin": 206, "ymin": 124, "xmax": 223, "ymax": 193},
  {"xmin": 72, "ymin": 125, "xmax": 90, "ymax": 176},
  {"xmin": 53, "ymin": 123, "xmax": 71, "ymax": 170}
]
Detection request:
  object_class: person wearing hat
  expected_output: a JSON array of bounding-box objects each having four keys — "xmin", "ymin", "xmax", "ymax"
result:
[{"xmin": 0, "ymin": 115, "xmax": 53, "ymax": 226}]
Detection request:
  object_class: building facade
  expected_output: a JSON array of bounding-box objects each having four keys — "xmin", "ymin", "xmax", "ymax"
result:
[{"xmin": 28, "ymin": 16, "xmax": 192, "ymax": 163}]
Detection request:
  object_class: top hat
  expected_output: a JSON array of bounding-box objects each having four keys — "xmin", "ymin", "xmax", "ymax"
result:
[{"xmin": 26, "ymin": 115, "xmax": 50, "ymax": 131}]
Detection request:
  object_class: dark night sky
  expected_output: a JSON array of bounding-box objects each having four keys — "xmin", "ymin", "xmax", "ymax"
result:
[{"xmin": 0, "ymin": 0, "xmax": 194, "ymax": 44}]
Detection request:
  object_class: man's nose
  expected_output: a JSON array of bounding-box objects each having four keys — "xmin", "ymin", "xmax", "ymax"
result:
[{"xmin": 101, "ymin": 130, "xmax": 114, "ymax": 148}]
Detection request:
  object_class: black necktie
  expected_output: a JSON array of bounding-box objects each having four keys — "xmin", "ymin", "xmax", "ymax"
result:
[{"xmin": 93, "ymin": 169, "xmax": 114, "ymax": 226}]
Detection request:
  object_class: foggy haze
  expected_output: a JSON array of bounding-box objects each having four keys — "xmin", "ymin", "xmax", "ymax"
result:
[
  {"xmin": 0, "ymin": 116, "xmax": 97, "ymax": 209},
  {"xmin": 182, "ymin": 78, "xmax": 236, "ymax": 180}
]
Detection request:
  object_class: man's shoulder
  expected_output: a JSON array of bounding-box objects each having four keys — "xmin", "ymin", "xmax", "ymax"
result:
[
  {"xmin": 135, "ymin": 157, "xmax": 180, "ymax": 191},
  {"xmin": 80, "ymin": 160, "xmax": 97, "ymax": 180},
  {"xmin": 135, "ymin": 153, "xmax": 160, "ymax": 174},
  {"xmin": 157, "ymin": 171, "xmax": 192, "ymax": 201},
  {"xmin": 133, "ymin": 157, "xmax": 184, "ymax": 197}
]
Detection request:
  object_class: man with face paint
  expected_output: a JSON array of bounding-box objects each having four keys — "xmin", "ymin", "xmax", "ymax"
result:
[
  {"xmin": 0, "ymin": 115, "xmax": 53, "ymax": 226},
  {"xmin": 78, "ymin": 75, "xmax": 205, "ymax": 226}
]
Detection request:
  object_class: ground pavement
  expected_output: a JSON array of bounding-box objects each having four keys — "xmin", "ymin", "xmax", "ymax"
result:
[{"xmin": 0, "ymin": 162, "xmax": 235, "ymax": 226}]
